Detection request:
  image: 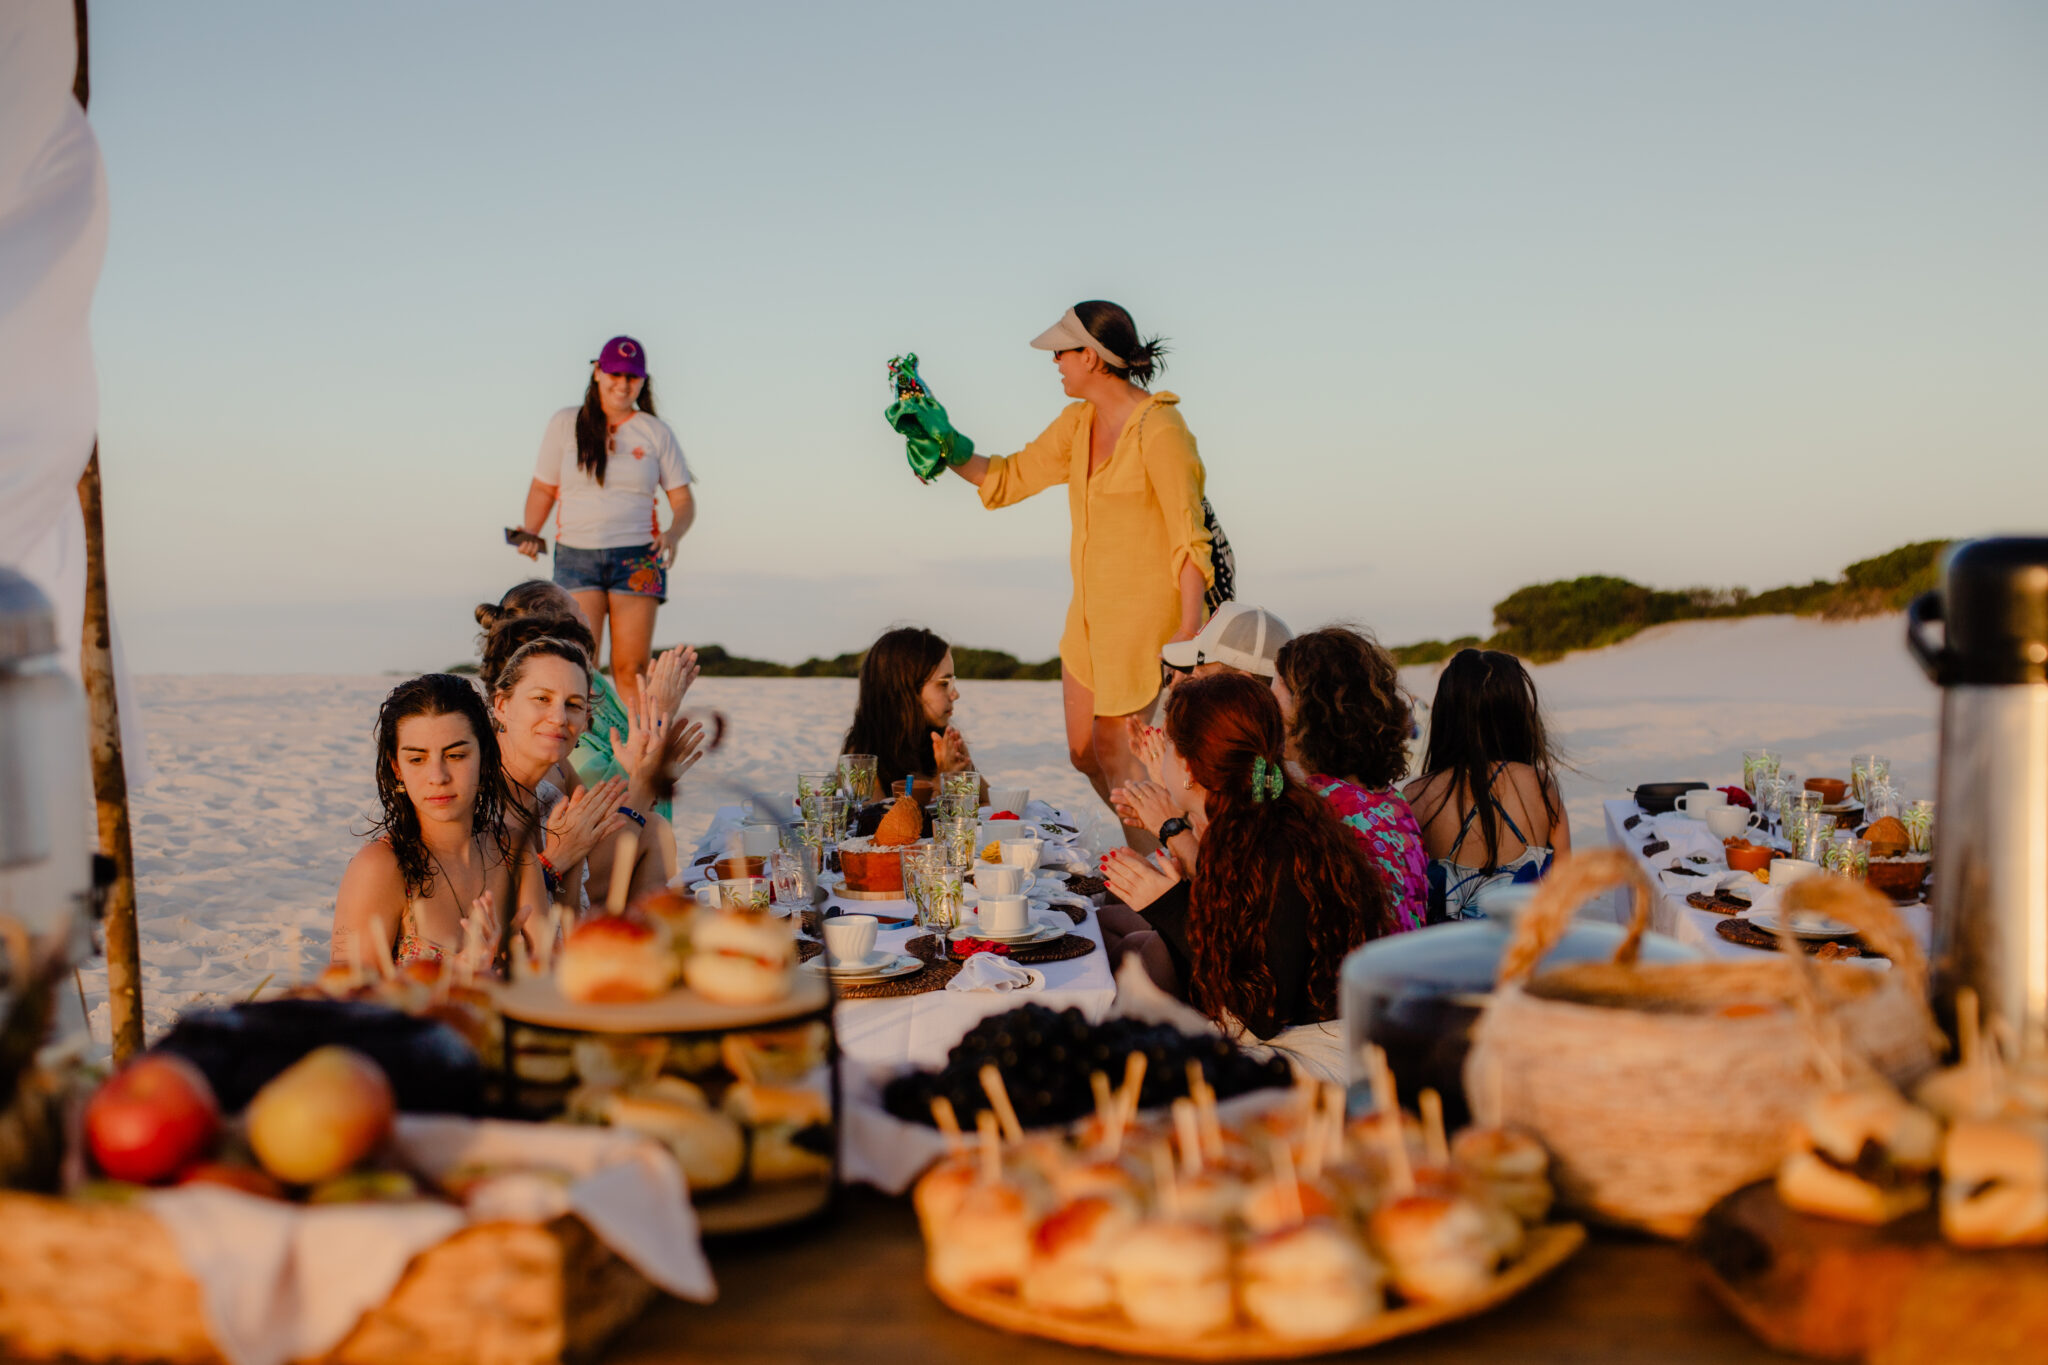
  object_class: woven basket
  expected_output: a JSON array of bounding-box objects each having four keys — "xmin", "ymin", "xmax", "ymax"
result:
[
  {"xmin": 0, "ymin": 1191, "xmax": 654, "ymax": 1364},
  {"xmin": 1465, "ymin": 850, "xmax": 1940, "ymax": 1239}
]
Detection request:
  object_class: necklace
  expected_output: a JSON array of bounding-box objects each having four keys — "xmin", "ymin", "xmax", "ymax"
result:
[{"xmin": 426, "ymin": 835, "xmax": 488, "ymax": 912}]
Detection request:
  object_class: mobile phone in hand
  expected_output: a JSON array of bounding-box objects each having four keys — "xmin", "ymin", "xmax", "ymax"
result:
[{"xmin": 504, "ymin": 528, "xmax": 546, "ymax": 554}]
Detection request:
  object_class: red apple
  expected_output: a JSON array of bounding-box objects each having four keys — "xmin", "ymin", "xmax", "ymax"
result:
[
  {"xmin": 84, "ymin": 1053, "xmax": 221, "ymax": 1184},
  {"xmin": 178, "ymin": 1161, "xmax": 286, "ymax": 1200},
  {"xmin": 246, "ymin": 1046, "xmax": 394, "ymax": 1185}
]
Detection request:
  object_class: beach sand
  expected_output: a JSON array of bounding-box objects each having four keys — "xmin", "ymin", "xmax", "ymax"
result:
[{"xmin": 76, "ymin": 613, "xmax": 1935, "ymax": 1048}]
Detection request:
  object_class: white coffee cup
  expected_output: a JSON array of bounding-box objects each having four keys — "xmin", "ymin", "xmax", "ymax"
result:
[
  {"xmin": 974, "ymin": 864, "xmax": 1026, "ymax": 897},
  {"xmin": 1771, "ymin": 858, "xmax": 1821, "ymax": 889},
  {"xmin": 982, "ymin": 818, "xmax": 1026, "ymax": 845},
  {"xmin": 822, "ymin": 915, "xmax": 878, "ymax": 968},
  {"xmin": 740, "ymin": 823, "xmax": 782, "ymax": 857},
  {"xmin": 1000, "ymin": 838, "xmax": 1043, "ymax": 870},
  {"xmin": 694, "ymin": 883, "xmax": 723, "ymax": 909},
  {"xmin": 986, "ymin": 786, "xmax": 1030, "ymax": 817},
  {"xmin": 978, "ymin": 895, "xmax": 1030, "ymax": 937},
  {"xmin": 1678, "ymin": 789, "xmax": 1728, "ymax": 819},
  {"xmin": 1705, "ymin": 805, "xmax": 1761, "ymax": 840}
]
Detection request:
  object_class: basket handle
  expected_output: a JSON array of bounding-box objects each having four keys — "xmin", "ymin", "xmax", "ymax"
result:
[
  {"xmin": 1493, "ymin": 849, "xmax": 1657, "ymax": 988},
  {"xmin": 1773, "ymin": 875, "xmax": 1929, "ymax": 996}
]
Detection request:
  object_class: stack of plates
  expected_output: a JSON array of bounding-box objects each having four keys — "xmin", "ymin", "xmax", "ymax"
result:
[
  {"xmin": 951, "ymin": 916, "xmax": 1067, "ymax": 948},
  {"xmin": 799, "ymin": 951, "xmax": 924, "ymax": 982}
]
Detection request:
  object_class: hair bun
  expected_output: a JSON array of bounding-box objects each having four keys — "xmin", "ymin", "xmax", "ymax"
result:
[{"xmin": 474, "ymin": 603, "xmax": 502, "ymax": 630}]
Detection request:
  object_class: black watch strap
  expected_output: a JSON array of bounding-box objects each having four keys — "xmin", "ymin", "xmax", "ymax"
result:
[{"xmin": 1156, "ymin": 816, "xmax": 1191, "ymax": 842}]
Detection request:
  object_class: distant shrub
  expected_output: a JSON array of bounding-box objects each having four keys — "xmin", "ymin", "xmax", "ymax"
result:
[
  {"xmin": 662, "ymin": 643, "xmax": 1062, "ymax": 680},
  {"xmin": 1390, "ymin": 636, "xmax": 1482, "ymax": 666},
  {"xmin": 1489, "ymin": 576, "xmax": 1695, "ymax": 660}
]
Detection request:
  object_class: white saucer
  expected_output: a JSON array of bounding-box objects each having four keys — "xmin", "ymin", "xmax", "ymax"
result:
[
  {"xmin": 953, "ymin": 918, "xmax": 1065, "ymax": 947},
  {"xmin": 801, "ymin": 951, "xmax": 923, "ymax": 981},
  {"xmin": 1748, "ymin": 910, "xmax": 1857, "ymax": 940}
]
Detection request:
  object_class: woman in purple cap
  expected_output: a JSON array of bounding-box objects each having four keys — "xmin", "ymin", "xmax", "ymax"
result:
[{"xmin": 515, "ymin": 336, "xmax": 696, "ymax": 710}]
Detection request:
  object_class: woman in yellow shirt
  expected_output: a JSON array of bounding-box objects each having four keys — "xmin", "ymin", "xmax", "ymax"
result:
[{"xmin": 909, "ymin": 302, "xmax": 1213, "ymax": 840}]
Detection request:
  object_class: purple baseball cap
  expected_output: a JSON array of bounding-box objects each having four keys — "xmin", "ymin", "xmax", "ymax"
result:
[{"xmin": 596, "ymin": 335, "xmax": 647, "ymax": 377}]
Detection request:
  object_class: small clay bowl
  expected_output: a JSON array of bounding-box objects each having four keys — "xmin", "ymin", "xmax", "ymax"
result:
[
  {"xmin": 1727, "ymin": 845, "xmax": 1778, "ymax": 874},
  {"xmin": 1805, "ymin": 777, "xmax": 1848, "ymax": 804},
  {"xmin": 1868, "ymin": 856, "xmax": 1930, "ymax": 902},
  {"xmin": 713, "ymin": 855, "xmax": 766, "ymax": 881}
]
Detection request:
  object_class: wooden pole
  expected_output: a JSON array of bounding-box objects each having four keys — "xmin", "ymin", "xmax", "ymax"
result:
[{"xmin": 70, "ymin": 2, "xmax": 142, "ymax": 1063}]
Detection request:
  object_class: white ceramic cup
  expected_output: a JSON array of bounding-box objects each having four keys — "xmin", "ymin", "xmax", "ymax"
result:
[
  {"xmin": 986, "ymin": 786, "xmax": 1030, "ymax": 817},
  {"xmin": 1705, "ymin": 806, "xmax": 1762, "ymax": 840},
  {"xmin": 1771, "ymin": 858, "xmax": 1821, "ymax": 890},
  {"xmin": 978, "ymin": 895, "xmax": 1030, "ymax": 937},
  {"xmin": 694, "ymin": 883, "xmax": 723, "ymax": 909},
  {"xmin": 1678, "ymin": 789, "xmax": 1728, "ymax": 818},
  {"xmin": 974, "ymin": 864, "xmax": 1026, "ymax": 897},
  {"xmin": 1000, "ymin": 838, "xmax": 1043, "ymax": 870},
  {"xmin": 822, "ymin": 915, "xmax": 878, "ymax": 968},
  {"xmin": 739, "ymin": 823, "xmax": 782, "ymax": 857},
  {"xmin": 982, "ymin": 818, "xmax": 1026, "ymax": 845}
]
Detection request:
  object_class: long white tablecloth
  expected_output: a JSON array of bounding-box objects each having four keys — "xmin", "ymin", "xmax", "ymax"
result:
[{"xmin": 1603, "ymin": 798, "xmax": 1930, "ymax": 962}]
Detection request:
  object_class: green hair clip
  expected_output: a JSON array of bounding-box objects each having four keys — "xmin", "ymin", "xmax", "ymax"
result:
[{"xmin": 1251, "ymin": 755, "xmax": 1285, "ymax": 803}]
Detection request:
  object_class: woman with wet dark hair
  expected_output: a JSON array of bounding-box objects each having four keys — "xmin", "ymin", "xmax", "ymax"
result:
[
  {"xmin": 1402, "ymin": 649, "xmax": 1572, "ymax": 921},
  {"xmin": 331, "ymin": 674, "xmax": 537, "ymax": 972},
  {"xmin": 888, "ymin": 301, "xmax": 1212, "ymax": 848},
  {"xmin": 842, "ymin": 626, "xmax": 978, "ymax": 792}
]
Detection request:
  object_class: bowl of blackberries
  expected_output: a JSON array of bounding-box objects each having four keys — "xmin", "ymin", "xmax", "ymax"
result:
[{"xmin": 882, "ymin": 1004, "xmax": 1291, "ymax": 1131}]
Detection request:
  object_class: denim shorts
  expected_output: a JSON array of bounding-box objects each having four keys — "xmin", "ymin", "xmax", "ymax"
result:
[{"xmin": 552, "ymin": 542, "xmax": 667, "ymax": 603}]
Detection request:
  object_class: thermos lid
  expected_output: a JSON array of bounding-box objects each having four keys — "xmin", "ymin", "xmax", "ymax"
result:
[
  {"xmin": 0, "ymin": 567, "xmax": 59, "ymax": 666},
  {"xmin": 1909, "ymin": 537, "xmax": 2048, "ymax": 686}
]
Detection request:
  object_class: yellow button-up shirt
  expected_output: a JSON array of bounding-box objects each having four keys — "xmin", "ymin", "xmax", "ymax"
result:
[{"xmin": 978, "ymin": 392, "xmax": 1214, "ymax": 716}]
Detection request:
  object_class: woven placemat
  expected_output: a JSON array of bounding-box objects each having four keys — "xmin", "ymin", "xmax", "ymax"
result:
[
  {"xmin": 1714, "ymin": 917, "xmax": 1886, "ymax": 961},
  {"xmin": 793, "ymin": 939, "xmax": 962, "ymax": 997},
  {"xmin": 904, "ymin": 933, "xmax": 1098, "ymax": 966}
]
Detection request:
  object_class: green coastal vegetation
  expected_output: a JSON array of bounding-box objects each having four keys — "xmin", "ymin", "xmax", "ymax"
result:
[
  {"xmin": 1387, "ymin": 540, "xmax": 1947, "ymax": 666},
  {"xmin": 455, "ymin": 541, "xmax": 1944, "ymax": 679}
]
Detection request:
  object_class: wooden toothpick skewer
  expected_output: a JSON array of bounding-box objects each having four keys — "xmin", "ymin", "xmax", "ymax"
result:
[
  {"xmin": 976, "ymin": 1110, "xmax": 1002, "ymax": 1184},
  {"xmin": 1172, "ymin": 1098, "xmax": 1204, "ymax": 1177},
  {"xmin": 1367, "ymin": 1046, "xmax": 1415, "ymax": 1196},
  {"xmin": 1188, "ymin": 1061, "xmax": 1224, "ymax": 1160},
  {"xmin": 1152, "ymin": 1142, "xmax": 1181, "ymax": 1220},
  {"xmin": 606, "ymin": 829, "xmax": 641, "ymax": 915},
  {"xmin": 1090, "ymin": 1072, "xmax": 1115, "ymax": 1155},
  {"xmin": 1119, "ymin": 1051, "xmax": 1149, "ymax": 1126},
  {"xmin": 979, "ymin": 1064, "xmax": 1024, "ymax": 1144},
  {"xmin": 931, "ymin": 1097, "xmax": 963, "ymax": 1154},
  {"xmin": 1420, "ymin": 1089, "xmax": 1450, "ymax": 1167},
  {"xmin": 1272, "ymin": 1139, "xmax": 1305, "ymax": 1226}
]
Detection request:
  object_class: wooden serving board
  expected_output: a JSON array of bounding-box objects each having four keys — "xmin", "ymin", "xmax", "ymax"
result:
[
  {"xmin": 1686, "ymin": 1181, "xmax": 2048, "ymax": 1362},
  {"xmin": 928, "ymin": 1223, "xmax": 1585, "ymax": 1361}
]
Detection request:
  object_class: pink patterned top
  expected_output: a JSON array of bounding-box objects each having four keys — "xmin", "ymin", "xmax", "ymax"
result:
[{"xmin": 1311, "ymin": 775, "xmax": 1430, "ymax": 933}]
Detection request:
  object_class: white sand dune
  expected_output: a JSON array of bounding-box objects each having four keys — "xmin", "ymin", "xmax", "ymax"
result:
[{"xmin": 77, "ymin": 613, "xmax": 1938, "ymax": 1048}]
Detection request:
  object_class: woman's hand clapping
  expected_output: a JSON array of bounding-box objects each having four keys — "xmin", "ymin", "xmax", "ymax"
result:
[
  {"xmin": 1110, "ymin": 779, "xmax": 1183, "ymax": 840},
  {"xmin": 1125, "ymin": 720, "xmax": 1168, "ymax": 785},
  {"xmin": 933, "ymin": 726, "xmax": 973, "ymax": 775},
  {"xmin": 544, "ymin": 776, "xmax": 629, "ymax": 873},
  {"xmin": 458, "ymin": 890, "xmax": 501, "ymax": 975},
  {"xmin": 644, "ymin": 645, "xmax": 698, "ymax": 720},
  {"xmin": 1101, "ymin": 847, "xmax": 1182, "ymax": 912}
]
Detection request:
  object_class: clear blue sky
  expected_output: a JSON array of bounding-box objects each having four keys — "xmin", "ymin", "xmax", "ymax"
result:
[{"xmin": 87, "ymin": 1, "xmax": 2047, "ymax": 673}]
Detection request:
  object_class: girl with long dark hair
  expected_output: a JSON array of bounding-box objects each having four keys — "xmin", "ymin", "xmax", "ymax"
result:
[
  {"xmin": 514, "ymin": 336, "xmax": 697, "ymax": 712},
  {"xmin": 1272, "ymin": 627, "xmax": 1430, "ymax": 931},
  {"xmin": 1099, "ymin": 672, "xmax": 1391, "ymax": 1041},
  {"xmin": 892, "ymin": 301, "xmax": 1211, "ymax": 847},
  {"xmin": 841, "ymin": 626, "xmax": 979, "ymax": 794},
  {"xmin": 331, "ymin": 674, "xmax": 537, "ymax": 971},
  {"xmin": 1401, "ymin": 649, "xmax": 1572, "ymax": 921}
]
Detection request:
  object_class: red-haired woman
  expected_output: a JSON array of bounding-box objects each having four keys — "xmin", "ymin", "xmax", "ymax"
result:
[{"xmin": 1099, "ymin": 672, "xmax": 1393, "ymax": 1042}]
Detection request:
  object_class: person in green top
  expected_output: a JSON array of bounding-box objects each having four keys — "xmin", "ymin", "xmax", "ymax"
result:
[{"xmin": 474, "ymin": 581, "xmax": 701, "ymax": 823}]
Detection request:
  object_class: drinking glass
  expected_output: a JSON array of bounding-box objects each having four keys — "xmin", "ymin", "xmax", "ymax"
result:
[
  {"xmin": 1784, "ymin": 808, "xmax": 1818, "ymax": 861},
  {"xmin": 937, "ymin": 791, "xmax": 979, "ymax": 822},
  {"xmin": 797, "ymin": 770, "xmax": 837, "ymax": 819},
  {"xmin": 838, "ymin": 753, "xmax": 879, "ymax": 806},
  {"xmin": 922, "ymin": 862, "xmax": 966, "ymax": 933},
  {"xmin": 940, "ymin": 771, "xmax": 980, "ymax": 805},
  {"xmin": 901, "ymin": 843, "xmax": 938, "ymax": 922},
  {"xmin": 1864, "ymin": 780, "xmax": 1902, "ymax": 824},
  {"xmin": 932, "ymin": 816, "xmax": 976, "ymax": 867},
  {"xmin": 1904, "ymin": 799, "xmax": 1935, "ymax": 854},
  {"xmin": 769, "ymin": 848, "xmax": 812, "ymax": 916},
  {"xmin": 1742, "ymin": 749, "xmax": 1781, "ymax": 797},
  {"xmin": 718, "ymin": 876, "xmax": 773, "ymax": 913},
  {"xmin": 816, "ymin": 795, "xmax": 850, "ymax": 845},
  {"xmin": 1824, "ymin": 833, "xmax": 1870, "ymax": 882},
  {"xmin": 1849, "ymin": 754, "xmax": 1890, "ymax": 806}
]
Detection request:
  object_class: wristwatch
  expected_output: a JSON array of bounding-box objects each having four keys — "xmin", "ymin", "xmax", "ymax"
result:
[{"xmin": 1155, "ymin": 816, "xmax": 1191, "ymax": 842}]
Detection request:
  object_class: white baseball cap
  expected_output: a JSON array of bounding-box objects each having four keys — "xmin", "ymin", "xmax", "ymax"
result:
[{"xmin": 1160, "ymin": 604, "xmax": 1293, "ymax": 677}]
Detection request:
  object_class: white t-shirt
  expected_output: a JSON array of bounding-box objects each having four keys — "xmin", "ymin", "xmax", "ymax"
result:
[{"xmin": 532, "ymin": 408, "xmax": 694, "ymax": 549}]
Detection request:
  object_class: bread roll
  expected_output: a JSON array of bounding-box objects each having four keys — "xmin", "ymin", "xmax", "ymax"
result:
[
  {"xmin": 1369, "ymin": 1194, "xmax": 1500, "ymax": 1303},
  {"xmin": 556, "ymin": 914, "xmax": 677, "ymax": 1003},
  {"xmin": 1241, "ymin": 1219, "xmax": 1385, "ymax": 1339},
  {"xmin": 1022, "ymin": 1195, "xmax": 1137, "ymax": 1315},
  {"xmin": 1110, "ymin": 1220, "xmax": 1234, "ymax": 1337},
  {"xmin": 1941, "ymin": 1119, "xmax": 2048, "ymax": 1248},
  {"xmin": 603, "ymin": 1088, "xmax": 745, "ymax": 1192},
  {"xmin": 930, "ymin": 1182, "xmax": 1035, "ymax": 1292}
]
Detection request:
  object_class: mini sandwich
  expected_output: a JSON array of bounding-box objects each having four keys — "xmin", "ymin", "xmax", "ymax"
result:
[
  {"xmin": 1240, "ymin": 1219, "xmax": 1385, "ymax": 1340},
  {"xmin": 1451, "ymin": 1125, "xmax": 1554, "ymax": 1224},
  {"xmin": 1368, "ymin": 1193, "xmax": 1502, "ymax": 1304},
  {"xmin": 914, "ymin": 1154, "xmax": 980, "ymax": 1239},
  {"xmin": 1776, "ymin": 1083, "xmax": 1941, "ymax": 1225},
  {"xmin": 1021, "ymin": 1195, "xmax": 1138, "ymax": 1315},
  {"xmin": 1109, "ymin": 1220, "xmax": 1235, "ymax": 1337},
  {"xmin": 1240, "ymin": 1173, "xmax": 1340, "ymax": 1236},
  {"xmin": 556, "ymin": 912, "xmax": 677, "ymax": 1003},
  {"xmin": 602, "ymin": 1080, "xmax": 746, "ymax": 1192},
  {"xmin": 930, "ymin": 1180, "xmax": 1037, "ymax": 1292},
  {"xmin": 723, "ymin": 1081, "xmax": 833, "ymax": 1183},
  {"xmin": 1940, "ymin": 1118, "xmax": 2048, "ymax": 1248},
  {"xmin": 682, "ymin": 910, "xmax": 796, "ymax": 1005}
]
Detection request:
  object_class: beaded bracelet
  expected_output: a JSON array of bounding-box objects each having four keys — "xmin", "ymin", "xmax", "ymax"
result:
[{"xmin": 536, "ymin": 852, "xmax": 562, "ymax": 899}]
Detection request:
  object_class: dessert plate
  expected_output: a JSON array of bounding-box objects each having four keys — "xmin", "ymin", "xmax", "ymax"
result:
[
  {"xmin": 800, "ymin": 952, "xmax": 923, "ymax": 982},
  {"xmin": 1747, "ymin": 910, "xmax": 1857, "ymax": 940}
]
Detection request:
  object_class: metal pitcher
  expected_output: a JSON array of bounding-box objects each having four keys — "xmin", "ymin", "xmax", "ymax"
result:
[{"xmin": 1907, "ymin": 537, "xmax": 2048, "ymax": 1051}]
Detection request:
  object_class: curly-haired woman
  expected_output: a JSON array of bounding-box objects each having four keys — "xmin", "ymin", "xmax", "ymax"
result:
[
  {"xmin": 1098, "ymin": 671, "xmax": 1392, "ymax": 1041},
  {"xmin": 1272, "ymin": 627, "xmax": 1429, "ymax": 931},
  {"xmin": 331, "ymin": 674, "xmax": 542, "ymax": 973}
]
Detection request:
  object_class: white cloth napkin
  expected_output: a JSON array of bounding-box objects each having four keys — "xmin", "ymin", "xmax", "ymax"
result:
[
  {"xmin": 143, "ymin": 1116, "xmax": 715, "ymax": 1365},
  {"xmin": 945, "ymin": 952, "xmax": 1043, "ymax": 993}
]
